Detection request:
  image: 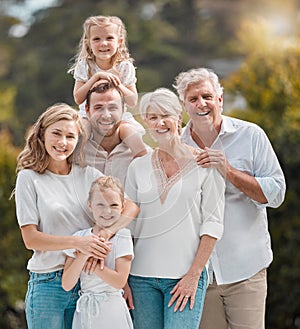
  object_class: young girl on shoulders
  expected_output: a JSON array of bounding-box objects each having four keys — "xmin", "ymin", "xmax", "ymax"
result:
[
  {"xmin": 69, "ymin": 15, "xmax": 138, "ymax": 115},
  {"xmin": 62, "ymin": 175, "xmax": 134, "ymax": 329},
  {"xmin": 69, "ymin": 15, "xmax": 146, "ymax": 157}
]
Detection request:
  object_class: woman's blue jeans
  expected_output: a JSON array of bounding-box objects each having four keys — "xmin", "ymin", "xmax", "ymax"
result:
[
  {"xmin": 25, "ymin": 270, "xmax": 80, "ymax": 329},
  {"xmin": 128, "ymin": 269, "xmax": 207, "ymax": 329}
]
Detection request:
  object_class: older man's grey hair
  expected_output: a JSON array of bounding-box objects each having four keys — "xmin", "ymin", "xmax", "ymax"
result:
[{"xmin": 173, "ymin": 68, "xmax": 224, "ymax": 101}]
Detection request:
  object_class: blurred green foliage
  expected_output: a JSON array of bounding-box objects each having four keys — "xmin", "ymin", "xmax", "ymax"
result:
[
  {"xmin": 0, "ymin": 0, "xmax": 299, "ymax": 328},
  {"xmin": 0, "ymin": 130, "xmax": 28, "ymax": 328}
]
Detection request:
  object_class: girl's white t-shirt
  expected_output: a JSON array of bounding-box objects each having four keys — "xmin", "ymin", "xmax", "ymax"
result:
[{"xmin": 65, "ymin": 227, "xmax": 133, "ymax": 293}]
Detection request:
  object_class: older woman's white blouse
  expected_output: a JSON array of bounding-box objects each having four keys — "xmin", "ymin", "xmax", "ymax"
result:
[{"xmin": 125, "ymin": 150, "xmax": 225, "ymax": 279}]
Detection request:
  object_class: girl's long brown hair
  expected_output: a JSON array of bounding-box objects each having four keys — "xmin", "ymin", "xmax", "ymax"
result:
[{"xmin": 17, "ymin": 103, "xmax": 86, "ymax": 174}]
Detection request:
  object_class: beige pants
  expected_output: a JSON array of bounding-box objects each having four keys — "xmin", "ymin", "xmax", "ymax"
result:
[{"xmin": 199, "ymin": 269, "xmax": 267, "ymax": 329}]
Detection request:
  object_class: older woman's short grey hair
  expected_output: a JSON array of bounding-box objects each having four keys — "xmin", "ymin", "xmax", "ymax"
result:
[
  {"xmin": 173, "ymin": 68, "xmax": 224, "ymax": 101},
  {"xmin": 139, "ymin": 88, "xmax": 182, "ymax": 120}
]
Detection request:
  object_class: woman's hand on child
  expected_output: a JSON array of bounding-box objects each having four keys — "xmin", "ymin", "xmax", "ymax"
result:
[
  {"xmin": 83, "ymin": 257, "xmax": 99, "ymax": 274},
  {"xmin": 77, "ymin": 234, "xmax": 112, "ymax": 259}
]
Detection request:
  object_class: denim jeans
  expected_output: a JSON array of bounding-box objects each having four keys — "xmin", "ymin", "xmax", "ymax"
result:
[
  {"xmin": 128, "ymin": 269, "xmax": 207, "ymax": 329},
  {"xmin": 25, "ymin": 270, "xmax": 80, "ymax": 329}
]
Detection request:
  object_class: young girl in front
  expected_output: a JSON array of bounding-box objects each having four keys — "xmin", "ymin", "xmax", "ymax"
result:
[
  {"xmin": 62, "ymin": 176, "xmax": 134, "ymax": 329},
  {"xmin": 69, "ymin": 15, "xmax": 146, "ymax": 157}
]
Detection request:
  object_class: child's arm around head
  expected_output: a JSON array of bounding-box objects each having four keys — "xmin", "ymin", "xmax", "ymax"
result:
[
  {"xmin": 73, "ymin": 71, "xmax": 130, "ymax": 106},
  {"xmin": 73, "ymin": 71, "xmax": 138, "ymax": 108},
  {"xmin": 116, "ymin": 81, "xmax": 138, "ymax": 108},
  {"xmin": 119, "ymin": 121, "xmax": 148, "ymax": 158}
]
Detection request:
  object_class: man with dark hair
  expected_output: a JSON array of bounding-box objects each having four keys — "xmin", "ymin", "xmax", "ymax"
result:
[{"xmin": 84, "ymin": 81, "xmax": 148, "ymax": 187}]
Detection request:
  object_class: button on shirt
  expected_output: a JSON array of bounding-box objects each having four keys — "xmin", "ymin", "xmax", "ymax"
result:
[
  {"xmin": 181, "ymin": 116, "xmax": 286, "ymax": 284},
  {"xmin": 84, "ymin": 134, "xmax": 134, "ymax": 188}
]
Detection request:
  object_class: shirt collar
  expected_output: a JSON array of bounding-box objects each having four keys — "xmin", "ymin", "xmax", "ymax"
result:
[
  {"xmin": 181, "ymin": 115, "xmax": 237, "ymax": 147},
  {"xmin": 220, "ymin": 115, "xmax": 237, "ymax": 135},
  {"xmin": 183, "ymin": 115, "xmax": 237, "ymax": 138},
  {"xmin": 87, "ymin": 130, "xmax": 131, "ymax": 155}
]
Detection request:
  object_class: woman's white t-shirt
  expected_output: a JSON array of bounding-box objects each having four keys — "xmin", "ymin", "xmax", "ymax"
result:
[{"xmin": 15, "ymin": 165, "xmax": 103, "ymax": 273}]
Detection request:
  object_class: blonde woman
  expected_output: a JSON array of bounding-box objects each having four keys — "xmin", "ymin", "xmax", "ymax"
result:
[{"xmin": 15, "ymin": 103, "xmax": 138, "ymax": 329}]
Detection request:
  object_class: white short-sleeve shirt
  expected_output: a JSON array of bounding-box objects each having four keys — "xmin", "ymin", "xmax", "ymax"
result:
[
  {"xmin": 15, "ymin": 165, "xmax": 103, "ymax": 273},
  {"xmin": 65, "ymin": 227, "xmax": 133, "ymax": 293}
]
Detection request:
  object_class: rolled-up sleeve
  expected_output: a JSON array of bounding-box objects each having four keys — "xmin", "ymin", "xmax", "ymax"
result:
[
  {"xmin": 256, "ymin": 175, "xmax": 285, "ymax": 208},
  {"xmin": 253, "ymin": 128, "xmax": 286, "ymax": 208}
]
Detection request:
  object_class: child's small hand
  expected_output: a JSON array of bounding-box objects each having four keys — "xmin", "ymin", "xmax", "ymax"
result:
[
  {"xmin": 94, "ymin": 71, "xmax": 110, "ymax": 81},
  {"xmin": 109, "ymin": 75, "xmax": 121, "ymax": 87},
  {"xmin": 94, "ymin": 72, "xmax": 120, "ymax": 86},
  {"xmin": 123, "ymin": 282, "xmax": 135, "ymax": 310},
  {"xmin": 83, "ymin": 257, "xmax": 99, "ymax": 274},
  {"xmin": 98, "ymin": 235, "xmax": 113, "ymax": 270}
]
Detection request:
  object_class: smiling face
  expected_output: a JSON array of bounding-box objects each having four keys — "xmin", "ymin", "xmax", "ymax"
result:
[
  {"xmin": 183, "ymin": 80, "xmax": 223, "ymax": 130},
  {"xmin": 88, "ymin": 23, "xmax": 121, "ymax": 67},
  {"xmin": 44, "ymin": 119, "xmax": 79, "ymax": 167},
  {"xmin": 144, "ymin": 109, "xmax": 180, "ymax": 143},
  {"xmin": 88, "ymin": 186, "xmax": 123, "ymax": 229},
  {"xmin": 87, "ymin": 88, "xmax": 124, "ymax": 137}
]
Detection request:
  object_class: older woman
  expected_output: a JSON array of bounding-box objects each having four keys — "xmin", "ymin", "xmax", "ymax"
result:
[{"xmin": 125, "ymin": 88, "xmax": 225, "ymax": 329}]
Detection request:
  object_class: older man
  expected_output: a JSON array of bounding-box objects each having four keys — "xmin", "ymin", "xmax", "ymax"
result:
[{"xmin": 174, "ymin": 68, "xmax": 286, "ymax": 329}]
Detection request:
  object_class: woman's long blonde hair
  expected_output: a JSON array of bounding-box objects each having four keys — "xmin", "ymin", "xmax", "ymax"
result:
[
  {"xmin": 68, "ymin": 15, "xmax": 133, "ymax": 78},
  {"xmin": 16, "ymin": 103, "xmax": 86, "ymax": 174}
]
